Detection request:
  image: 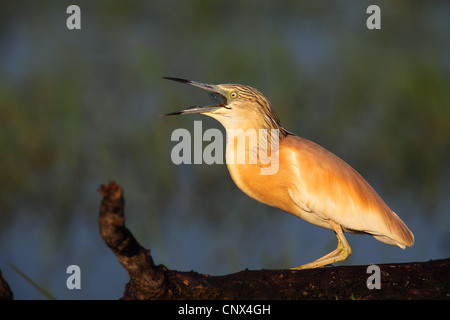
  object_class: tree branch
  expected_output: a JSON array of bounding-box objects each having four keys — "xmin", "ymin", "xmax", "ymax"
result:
[
  {"xmin": 98, "ymin": 181, "xmax": 450, "ymax": 300},
  {"xmin": 98, "ymin": 182, "xmax": 166, "ymax": 299},
  {"xmin": 0, "ymin": 270, "xmax": 13, "ymax": 300}
]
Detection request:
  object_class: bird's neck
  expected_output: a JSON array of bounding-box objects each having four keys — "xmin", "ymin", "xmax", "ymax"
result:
[
  {"xmin": 209, "ymin": 111, "xmax": 289, "ymax": 141},
  {"xmin": 205, "ymin": 110, "xmax": 289, "ymax": 171},
  {"xmin": 213, "ymin": 119, "xmax": 283, "ymax": 177}
]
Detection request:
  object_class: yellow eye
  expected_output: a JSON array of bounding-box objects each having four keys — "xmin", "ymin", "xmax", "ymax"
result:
[{"xmin": 230, "ymin": 91, "xmax": 238, "ymax": 99}]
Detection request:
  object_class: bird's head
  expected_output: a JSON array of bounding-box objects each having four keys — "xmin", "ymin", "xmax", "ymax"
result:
[{"xmin": 162, "ymin": 77, "xmax": 287, "ymax": 135}]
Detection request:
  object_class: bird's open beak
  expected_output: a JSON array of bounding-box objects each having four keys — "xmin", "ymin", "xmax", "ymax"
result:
[{"xmin": 161, "ymin": 77, "xmax": 228, "ymax": 116}]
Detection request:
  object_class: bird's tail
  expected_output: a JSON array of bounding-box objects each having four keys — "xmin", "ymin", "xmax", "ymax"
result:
[{"xmin": 373, "ymin": 211, "xmax": 414, "ymax": 249}]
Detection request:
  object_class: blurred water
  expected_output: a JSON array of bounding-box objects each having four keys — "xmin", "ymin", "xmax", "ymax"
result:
[
  {"xmin": 0, "ymin": 1, "xmax": 449, "ymax": 299},
  {"xmin": 1, "ymin": 186, "xmax": 447, "ymax": 299}
]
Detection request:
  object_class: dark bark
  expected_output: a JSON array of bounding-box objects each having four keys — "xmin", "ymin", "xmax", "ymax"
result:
[
  {"xmin": 98, "ymin": 181, "xmax": 450, "ymax": 300},
  {"xmin": 98, "ymin": 181, "xmax": 166, "ymax": 299},
  {"xmin": 0, "ymin": 270, "xmax": 13, "ymax": 300}
]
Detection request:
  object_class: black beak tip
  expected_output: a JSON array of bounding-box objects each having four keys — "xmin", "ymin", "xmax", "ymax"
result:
[
  {"xmin": 160, "ymin": 111, "xmax": 182, "ymax": 117},
  {"xmin": 162, "ymin": 77, "xmax": 191, "ymax": 84}
]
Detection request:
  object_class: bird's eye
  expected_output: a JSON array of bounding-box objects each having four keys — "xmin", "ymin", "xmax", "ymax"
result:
[{"xmin": 230, "ymin": 92, "xmax": 238, "ymax": 99}]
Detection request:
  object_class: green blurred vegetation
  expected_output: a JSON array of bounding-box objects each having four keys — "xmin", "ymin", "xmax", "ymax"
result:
[{"xmin": 0, "ymin": 1, "xmax": 448, "ymax": 279}]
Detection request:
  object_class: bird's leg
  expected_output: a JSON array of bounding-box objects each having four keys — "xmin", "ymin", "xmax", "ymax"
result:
[{"xmin": 291, "ymin": 220, "xmax": 352, "ymax": 270}]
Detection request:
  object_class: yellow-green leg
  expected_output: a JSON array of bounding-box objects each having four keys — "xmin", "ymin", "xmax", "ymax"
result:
[{"xmin": 291, "ymin": 220, "xmax": 352, "ymax": 270}]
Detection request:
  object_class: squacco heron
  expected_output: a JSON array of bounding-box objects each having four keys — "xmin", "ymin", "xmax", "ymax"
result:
[{"xmin": 163, "ymin": 77, "xmax": 414, "ymax": 270}]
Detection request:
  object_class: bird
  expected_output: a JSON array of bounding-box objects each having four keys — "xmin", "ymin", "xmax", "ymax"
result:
[{"xmin": 162, "ymin": 77, "xmax": 414, "ymax": 270}]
